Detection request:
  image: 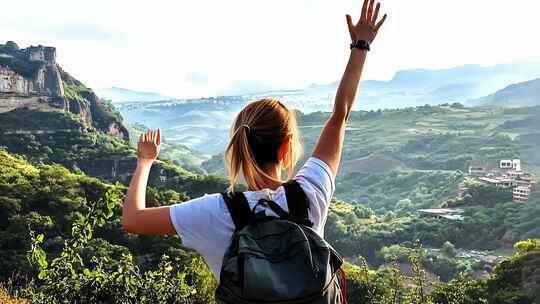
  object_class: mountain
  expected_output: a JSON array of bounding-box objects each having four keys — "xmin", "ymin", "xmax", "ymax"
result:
[
  {"xmin": 0, "ymin": 41, "xmax": 227, "ymax": 196},
  {"xmin": 95, "ymin": 87, "xmax": 172, "ymax": 103},
  {"xmin": 0, "ymin": 41, "xmax": 129, "ymax": 140},
  {"xmin": 112, "ymin": 63, "xmax": 540, "ymax": 156},
  {"xmin": 293, "ymin": 63, "xmax": 540, "ymax": 111},
  {"xmin": 1, "ymin": 42, "xmax": 539, "ymax": 301},
  {"xmin": 468, "ymin": 77, "xmax": 540, "ymax": 107}
]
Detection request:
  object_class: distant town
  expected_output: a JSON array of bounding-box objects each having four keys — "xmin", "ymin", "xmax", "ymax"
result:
[
  {"xmin": 466, "ymin": 159, "xmax": 536, "ymax": 203},
  {"xmin": 419, "ymin": 159, "xmax": 537, "ymax": 221}
]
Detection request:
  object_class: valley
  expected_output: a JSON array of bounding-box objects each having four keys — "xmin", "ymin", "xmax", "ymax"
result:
[
  {"xmin": 1, "ymin": 41, "xmax": 539, "ymax": 303},
  {"xmin": 112, "ymin": 73, "xmax": 540, "ymax": 298}
]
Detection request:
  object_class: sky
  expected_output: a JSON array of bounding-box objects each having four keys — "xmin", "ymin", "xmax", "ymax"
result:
[{"xmin": 1, "ymin": 0, "xmax": 540, "ymax": 98}]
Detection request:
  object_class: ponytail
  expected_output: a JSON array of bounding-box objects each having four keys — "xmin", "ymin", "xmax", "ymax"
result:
[{"xmin": 224, "ymin": 98, "xmax": 302, "ymax": 192}]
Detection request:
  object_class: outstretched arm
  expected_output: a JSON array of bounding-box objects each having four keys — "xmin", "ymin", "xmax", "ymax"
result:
[
  {"xmin": 122, "ymin": 129, "xmax": 176, "ymax": 235},
  {"xmin": 313, "ymin": 0, "xmax": 387, "ymax": 175}
]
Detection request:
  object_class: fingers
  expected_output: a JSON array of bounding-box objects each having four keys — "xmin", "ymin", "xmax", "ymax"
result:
[
  {"xmin": 360, "ymin": 0, "xmax": 369, "ymax": 23},
  {"xmin": 140, "ymin": 130, "xmax": 161, "ymax": 143},
  {"xmin": 367, "ymin": 0, "xmax": 375, "ymax": 24},
  {"xmin": 375, "ymin": 13, "xmax": 387, "ymax": 30},
  {"xmin": 144, "ymin": 129, "xmax": 161, "ymax": 144},
  {"xmin": 372, "ymin": 2, "xmax": 380, "ymax": 25},
  {"xmin": 346, "ymin": 15, "xmax": 355, "ymax": 41}
]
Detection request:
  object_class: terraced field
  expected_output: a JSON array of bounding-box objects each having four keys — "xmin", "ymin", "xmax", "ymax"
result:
[{"xmin": 297, "ymin": 105, "xmax": 540, "ymax": 211}]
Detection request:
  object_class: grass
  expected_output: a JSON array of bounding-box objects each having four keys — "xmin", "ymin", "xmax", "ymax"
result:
[{"xmin": 63, "ymin": 82, "xmax": 91, "ymax": 106}]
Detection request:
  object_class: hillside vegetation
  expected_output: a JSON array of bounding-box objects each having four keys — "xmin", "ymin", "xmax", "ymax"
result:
[
  {"xmin": 469, "ymin": 77, "xmax": 540, "ymax": 108},
  {"xmin": 202, "ymin": 104, "xmax": 540, "ymax": 213},
  {"xmin": 2, "ymin": 44, "xmax": 540, "ymax": 302},
  {"xmin": 0, "ymin": 108, "xmax": 227, "ymax": 198},
  {"xmin": 201, "ymin": 104, "xmax": 540, "ymax": 275},
  {"xmin": 1, "ymin": 148, "xmax": 539, "ymax": 303}
]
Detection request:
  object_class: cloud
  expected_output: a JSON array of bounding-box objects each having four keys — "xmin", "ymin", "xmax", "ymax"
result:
[{"xmin": 2, "ymin": 0, "xmax": 539, "ymax": 98}]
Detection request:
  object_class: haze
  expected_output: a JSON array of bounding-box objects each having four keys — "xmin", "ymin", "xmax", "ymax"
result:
[{"xmin": 1, "ymin": 0, "xmax": 539, "ymax": 97}]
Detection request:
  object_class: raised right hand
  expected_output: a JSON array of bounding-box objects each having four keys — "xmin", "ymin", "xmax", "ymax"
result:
[{"xmin": 346, "ymin": 0, "xmax": 387, "ymax": 44}]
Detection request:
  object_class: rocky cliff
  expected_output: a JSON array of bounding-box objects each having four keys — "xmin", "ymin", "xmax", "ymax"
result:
[{"xmin": 0, "ymin": 41, "xmax": 128, "ymax": 140}]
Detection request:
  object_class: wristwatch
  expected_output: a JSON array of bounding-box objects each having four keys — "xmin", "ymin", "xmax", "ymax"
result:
[{"xmin": 350, "ymin": 40, "xmax": 370, "ymax": 51}]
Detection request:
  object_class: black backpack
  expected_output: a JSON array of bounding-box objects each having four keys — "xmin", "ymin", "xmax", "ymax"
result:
[{"xmin": 216, "ymin": 180, "xmax": 347, "ymax": 304}]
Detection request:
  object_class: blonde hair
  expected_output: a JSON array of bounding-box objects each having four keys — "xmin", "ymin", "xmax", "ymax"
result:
[{"xmin": 224, "ymin": 98, "xmax": 302, "ymax": 192}]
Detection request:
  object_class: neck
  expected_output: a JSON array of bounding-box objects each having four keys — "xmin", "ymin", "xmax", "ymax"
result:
[{"xmin": 257, "ymin": 163, "xmax": 283, "ymax": 190}]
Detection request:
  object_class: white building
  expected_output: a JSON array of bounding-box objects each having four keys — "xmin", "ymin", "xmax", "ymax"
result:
[
  {"xmin": 513, "ymin": 186, "xmax": 531, "ymax": 203},
  {"xmin": 418, "ymin": 208, "xmax": 465, "ymax": 221},
  {"xmin": 478, "ymin": 176, "xmax": 514, "ymax": 188},
  {"xmin": 500, "ymin": 159, "xmax": 521, "ymax": 172}
]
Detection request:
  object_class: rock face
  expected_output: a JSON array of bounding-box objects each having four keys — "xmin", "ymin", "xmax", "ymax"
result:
[
  {"xmin": 0, "ymin": 41, "xmax": 128, "ymax": 140},
  {"xmin": 0, "ymin": 44, "xmax": 64, "ymax": 98},
  {"xmin": 0, "ymin": 66, "xmax": 32, "ymax": 94}
]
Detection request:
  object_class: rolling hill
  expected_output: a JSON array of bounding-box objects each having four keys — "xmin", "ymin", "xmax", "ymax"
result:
[
  {"xmin": 289, "ymin": 62, "xmax": 540, "ymax": 111},
  {"xmin": 1, "ymin": 41, "xmax": 539, "ymax": 302},
  {"xmin": 468, "ymin": 77, "xmax": 540, "ymax": 108},
  {"xmin": 114, "ymin": 63, "xmax": 540, "ymax": 159}
]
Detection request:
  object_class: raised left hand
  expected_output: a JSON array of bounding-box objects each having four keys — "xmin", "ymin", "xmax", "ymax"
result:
[
  {"xmin": 137, "ymin": 129, "xmax": 161, "ymax": 164},
  {"xmin": 346, "ymin": 0, "xmax": 387, "ymax": 44}
]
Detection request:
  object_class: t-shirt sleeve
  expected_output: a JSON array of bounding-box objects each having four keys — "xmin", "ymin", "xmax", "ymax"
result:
[
  {"xmin": 293, "ymin": 157, "xmax": 335, "ymax": 229},
  {"xmin": 168, "ymin": 193, "xmax": 234, "ymax": 251}
]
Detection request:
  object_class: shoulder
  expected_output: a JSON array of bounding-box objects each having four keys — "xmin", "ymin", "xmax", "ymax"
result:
[
  {"xmin": 294, "ymin": 157, "xmax": 335, "ymax": 203},
  {"xmin": 169, "ymin": 193, "xmax": 230, "ymax": 234},
  {"xmin": 290, "ymin": 157, "xmax": 335, "ymax": 234},
  {"xmin": 172, "ymin": 193, "xmax": 224, "ymax": 210}
]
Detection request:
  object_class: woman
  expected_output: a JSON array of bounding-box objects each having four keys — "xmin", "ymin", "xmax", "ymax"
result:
[{"xmin": 123, "ymin": 0, "xmax": 386, "ymax": 282}]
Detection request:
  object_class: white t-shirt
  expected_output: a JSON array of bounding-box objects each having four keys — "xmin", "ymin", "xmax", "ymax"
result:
[{"xmin": 169, "ymin": 157, "xmax": 335, "ymax": 279}]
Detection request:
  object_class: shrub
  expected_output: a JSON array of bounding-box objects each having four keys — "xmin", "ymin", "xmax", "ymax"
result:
[
  {"xmin": 26, "ymin": 188, "xmax": 214, "ymax": 303},
  {"xmin": 513, "ymin": 239, "xmax": 540, "ymax": 255}
]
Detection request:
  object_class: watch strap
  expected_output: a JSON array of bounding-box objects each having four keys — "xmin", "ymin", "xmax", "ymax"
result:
[{"xmin": 350, "ymin": 40, "xmax": 370, "ymax": 51}]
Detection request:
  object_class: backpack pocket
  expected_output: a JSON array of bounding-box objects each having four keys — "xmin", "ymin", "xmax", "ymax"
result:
[{"xmin": 241, "ymin": 246, "xmax": 324, "ymax": 301}]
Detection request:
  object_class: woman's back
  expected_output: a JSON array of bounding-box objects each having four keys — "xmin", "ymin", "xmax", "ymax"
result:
[
  {"xmin": 169, "ymin": 157, "xmax": 335, "ymax": 278},
  {"xmin": 121, "ymin": 1, "xmax": 387, "ymax": 301}
]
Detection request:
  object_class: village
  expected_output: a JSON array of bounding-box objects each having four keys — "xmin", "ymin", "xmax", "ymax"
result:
[
  {"xmin": 465, "ymin": 159, "xmax": 536, "ymax": 203},
  {"xmin": 418, "ymin": 158, "xmax": 537, "ymax": 221}
]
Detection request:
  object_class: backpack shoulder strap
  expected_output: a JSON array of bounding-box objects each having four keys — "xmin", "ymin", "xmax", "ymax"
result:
[
  {"xmin": 221, "ymin": 192, "xmax": 252, "ymax": 231},
  {"xmin": 283, "ymin": 180, "xmax": 313, "ymax": 227}
]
